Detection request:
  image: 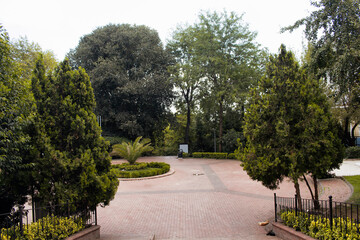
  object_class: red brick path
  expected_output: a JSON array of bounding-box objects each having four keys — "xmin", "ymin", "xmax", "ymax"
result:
[{"xmin": 97, "ymin": 157, "xmax": 351, "ymax": 239}]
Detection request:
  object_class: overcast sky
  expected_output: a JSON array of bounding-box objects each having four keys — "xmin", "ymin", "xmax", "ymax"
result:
[{"xmin": 0, "ymin": 0, "xmax": 315, "ymax": 61}]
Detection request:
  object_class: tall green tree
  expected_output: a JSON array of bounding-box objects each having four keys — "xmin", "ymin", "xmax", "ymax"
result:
[
  {"xmin": 31, "ymin": 57, "xmax": 119, "ymax": 210},
  {"xmin": 186, "ymin": 10, "xmax": 265, "ymax": 152},
  {"xmin": 11, "ymin": 36, "xmax": 57, "ymax": 80},
  {"xmin": 283, "ymin": 0, "xmax": 360, "ymax": 146},
  {"xmin": 68, "ymin": 24, "xmax": 174, "ymax": 140},
  {"xmin": 237, "ymin": 45, "xmax": 343, "ymax": 208},
  {"xmin": 167, "ymin": 26, "xmax": 201, "ymax": 145},
  {"xmin": 0, "ymin": 26, "xmax": 35, "ymax": 214}
]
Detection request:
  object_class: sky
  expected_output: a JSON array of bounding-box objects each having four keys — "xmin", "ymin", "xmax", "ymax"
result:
[{"xmin": 0, "ymin": 0, "xmax": 315, "ymax": 61}]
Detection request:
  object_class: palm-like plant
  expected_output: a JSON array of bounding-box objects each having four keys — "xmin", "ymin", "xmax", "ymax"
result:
[{"xmin": 112, "ymin": 137, "xmax": 154, "ymax": 164}]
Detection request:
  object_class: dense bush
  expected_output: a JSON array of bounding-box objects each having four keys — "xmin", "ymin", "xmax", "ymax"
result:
[
  {"xmin": 281, "ymin": 210, "xmax": 360, "ymax": 239},
  {"xmin": 345, "ymin": 146, "xmax": 360, "ymax": 159},
  {"xmin": 104, "ymin": 136, "xmax": 129, "ymax": 146},
  {"xmin": 1, "ymin": 215, "xmax": 84, "ymax": 240},
  {"xmin": 111, "ymin": 162, "xmax": 170, "ymax": 178},
  {"xmin": 192, "ymin": 152, "xmax": 230, "ymax": 159}
]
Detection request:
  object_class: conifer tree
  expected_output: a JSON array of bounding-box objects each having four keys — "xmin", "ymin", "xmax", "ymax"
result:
[
  {"xmin": 31, "ymin": 57, "xmax": 118, "ymax": 210},
  {"xmin": 238, "ymin": 45, "xmax": 343, "ymax": 208}
]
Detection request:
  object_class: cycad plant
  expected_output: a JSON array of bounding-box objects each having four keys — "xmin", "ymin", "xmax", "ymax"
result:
[{"xmin": 112, "ymin": 137, "xmax": 154, "ymax": 164}]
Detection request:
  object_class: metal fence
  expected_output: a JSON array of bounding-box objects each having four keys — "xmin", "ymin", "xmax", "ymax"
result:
[
  {"xmin": 274, "ymin": 193, "xmax": 360, "ymax": 231},
  {"xmin": 0, "ymin": 202, "xmax": 97, "ymax": 239}
]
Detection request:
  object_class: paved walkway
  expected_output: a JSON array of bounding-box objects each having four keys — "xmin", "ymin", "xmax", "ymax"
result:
[{"xmin": 97, "ymin": 157, "xmax": 352, "ymax": 240}]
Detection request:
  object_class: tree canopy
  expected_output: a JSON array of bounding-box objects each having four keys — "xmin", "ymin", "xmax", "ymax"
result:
[
  {"xmin": 238, "ymin": 45, "xmax": 343, "ymax": 202},
  {"xmin": 30, "ymin": 57, "xmax": 119, "ymax": 210},
  {"xmin": 283, "ymin": 0, "xmax": 360, "ymax": 145},
  {"xmin": 0, "ymin": 25, "xmax": 35, "ymax": 214},
  {"xmin": 68, "ymin": 24, "xmax": 174, "ymax": 140},
  {"xmin": 167, "ymin": 11, "xmax": 266, "ymax": 152}
]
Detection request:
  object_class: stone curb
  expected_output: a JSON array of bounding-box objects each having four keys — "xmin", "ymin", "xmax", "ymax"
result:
[
  {"xmin": 272, "ymin": 222, "xmax": 315, "ymax": 240},
  {"xmin": 119, "ymin": 168, "xmax": 175, "ymax": 181},
  {"xmin": 66, "ymin": 225, "xmax": 100, "ymax": 240}
]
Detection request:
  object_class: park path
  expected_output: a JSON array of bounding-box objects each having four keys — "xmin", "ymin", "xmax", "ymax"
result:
[{"xmin": 97, "ymin": 156, "xmax": 351, "ymax": 240}]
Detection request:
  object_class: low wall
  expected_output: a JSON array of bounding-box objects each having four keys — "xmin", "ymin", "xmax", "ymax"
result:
[
  {"xmin": 272, "ymin": 222, "xmax": 315, "ymax": 240},
  {"xmin": 66, "ymin": 225, "xmax": 100, "ymax": 240}
]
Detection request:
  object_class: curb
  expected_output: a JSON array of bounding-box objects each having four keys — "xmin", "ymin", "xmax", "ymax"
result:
[{"xmin": 119, "ymin": 168, "xmax": 175, "ymax": 181}]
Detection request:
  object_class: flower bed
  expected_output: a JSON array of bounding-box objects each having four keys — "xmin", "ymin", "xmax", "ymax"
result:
[{"xmin": 111, "ymin": 162, "xmax": 170, "ymax": 178}]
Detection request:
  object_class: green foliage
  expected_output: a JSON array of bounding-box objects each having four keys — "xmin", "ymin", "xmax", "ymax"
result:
[
  {"xmin": 345, "ymin": 147, "xmax": 360, "ymax": 159},
  {"xmin": 68, "ymin": 24, "xmax": 174, "ymax": 139},
  {"xmin": 0, "ymin": 25, "xmax": 35, "ymax": 214},
  {"xmin": 281, "ymin": 210, "xmax": 360, "ymax": 239},
  {"xmin": 104, "ymin": 136, "xmax": 129, "ymax": 146},
  {"xmin": 31, "ymin": 57, "xmax": 119, "ymax": 210},
  {"xmin": 238, "ymin": 45, "xmax": 344, "ymax": 190},
  {"xmin": 1, "ymin": 215, "xmax": 84, "ymax": 240},
  {"xmin": 192, "ymin": 152, "xmax": 228, "ymax": 159},
  {"xmin": 283, "ymin": 0, "xmax": 360, "ymax": 146},
  {"xmin": 111, "ymin": 162, "xmax": 170, "ymax": 178},
  {"xmin": 167, "ymin": 10, "xmax": 266, "ymax": 152},
  {"xmin": 112, "ymin": 137, "xmax": 153, "ymax": 165}
]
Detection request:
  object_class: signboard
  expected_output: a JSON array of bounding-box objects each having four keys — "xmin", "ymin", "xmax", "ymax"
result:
[{"xmin": 179, "ymin": 144, "xmax": 189, "ymax": 153}]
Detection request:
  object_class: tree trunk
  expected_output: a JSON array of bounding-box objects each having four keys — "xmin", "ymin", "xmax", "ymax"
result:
[
  {"xmin": 218, "ymin": 100, "xmax": 223, "ymax": 153},
  {"xmin": 312, "ymin": 175, "xmax": 320, "ymax": 210},
  {"xmin": 294, "ymin": 181, "xmax": 302, "ymax": 211},
  {"xmin": 184, "ymin": 102, "xmax": 191, "ymax": 144}
]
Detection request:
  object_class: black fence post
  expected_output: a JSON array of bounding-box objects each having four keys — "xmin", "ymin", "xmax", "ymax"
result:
[
  {"xmin": 295, "ymin": 194, "xmax": 298, "ymax": 217},
  {"xmin": 19, "ymin": 205, "xmax": 24, "ymax": 236},
  {"xmin": 274, "ymin": 193, "xmax": 277, "ymax": 222},
  {"xmin": 329, "ymin": 195, "xmax": 333, "ymax": 230},
  {"xmin": 95, "ymin": 207, "xmax": 97, "ymax": 226},
  {"xmin": 67, "ymin": 200, "xmax": 70, "ymax": 218}
]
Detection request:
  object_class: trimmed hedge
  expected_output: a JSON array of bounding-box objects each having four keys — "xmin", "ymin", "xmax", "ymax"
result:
[
  {"xmin": 345, "ymin": 146, "xmax": 360, "ymax": 159},
  {"xmin": 1, "ymin": 215, "xmax": 84, "ymax": 240},
  {"xmin": 111, "ymin": 162, "xmax": 170, "ymax": 178},
  {"xmin": 190, "ymin": 152, "xmax": 237, "ymax": 159}
]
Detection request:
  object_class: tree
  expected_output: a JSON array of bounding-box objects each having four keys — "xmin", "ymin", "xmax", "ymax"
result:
[
  {"xmin": 68, "ymin": 24, "xmax": 174, "ymax": 140},
  {"xmin": 182, "ymin": 10, "xmax": 265, "ymax": 152},
  {"xmin": 167, "ymin": 26, "xmax": 202, "ymax": 145},
  {"xmin": 11, "ymin": 36, "xmax": 57, "ymax": 80},
  {"xmin": 0, "ymin": 26, "xmax": 35, "ymax": 214},
  {"xmin": 237, "ymin": 45, "xmax": 344, "ymax": 208},
  {"xmin": 112, "ymin": 137, "xmax": 153, "ymax": 165},
  {"xmin": 31, "ymin": 57, "xmax": 119, "ymax": 210},
  {"xmin": 283, "ymin": 0, "xmax": 360, "ymax": 146}
]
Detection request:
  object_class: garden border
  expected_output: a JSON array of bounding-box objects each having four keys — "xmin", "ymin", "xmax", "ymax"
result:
[
  {"xmin": 66, "ymin": 225, "xmax": 100, "ymax": 240},
  {"xmin": 272, "ymin": 222, "xmax": 315, "ymax": 240},
  {"xmin": 119, "ymin": 168, "xmax": 175, "ymax": 181}
]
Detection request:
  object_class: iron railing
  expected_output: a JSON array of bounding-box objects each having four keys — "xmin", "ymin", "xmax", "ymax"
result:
[
  {"xmin": 274, "ymin": 193, "xmax": 360, "ymax": 231},
  {"xmin": 0, "ymin": 202, "xmax": 97, "ymax": 239}
]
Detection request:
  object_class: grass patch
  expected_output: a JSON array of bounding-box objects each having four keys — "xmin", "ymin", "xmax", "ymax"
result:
[
  {"xmin": 344, "ymin": 175, "xmax": 360, "ymax": 204},
  {"xmin": 111, "ymin": 162, "xmax": 170, "ymax": 178}
]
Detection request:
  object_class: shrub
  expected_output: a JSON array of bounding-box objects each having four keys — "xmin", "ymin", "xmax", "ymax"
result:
[
  {"xmin": 111, "ymin": 162, "xmax": 170, "ymax": 178},
  {"xmin": 345, "ymin": 146, "xmax": 360, "ymax": 159},
  {"xmin": 192, "ymin": 152, "xmax": 228, "ymax": 159},
  {"xmin": 281, "ymin": 210, "xmax": 360, "ymax": 239},
  {"xmin": 112, "ymin": 137, "xmax": 153, "ymax": 164},
  {"xmin": 227, "ymin": 153, "xmax": 236, "ymax": 159},
  {"xmin": 1, "ymin": 215, "xmax": 84, "ymax": 240}
]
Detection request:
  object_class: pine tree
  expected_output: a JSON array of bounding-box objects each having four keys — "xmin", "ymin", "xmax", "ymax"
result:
[
  {"xmin": 31, "ymin": 57, "xmax": 118, "ymax": 210},
  {"xmin": 238, "ymin": 45, "xmax": 343, "ymax": 208}
]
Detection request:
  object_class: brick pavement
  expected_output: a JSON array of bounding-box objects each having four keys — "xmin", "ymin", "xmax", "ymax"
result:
[{"xmin": 97, "ymin": 157, "xmax": 352, "ymax": 240}]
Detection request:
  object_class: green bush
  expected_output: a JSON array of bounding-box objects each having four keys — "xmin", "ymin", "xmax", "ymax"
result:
[
  {"xmin": 281, "ymin": 210, "xmax": 360, "ymax": 239},
  {"xmin": 104, "ymin": 136, "xmax": 129, "ymax": 146},
  {"xmin": 227, "ymin": 153, "xmax": 236, "ymax": 159},
  {"xmin": 192, "ymin": 152, "xmax": 228, "ymax": 159},
  {"xmin": 111, "ymin": 162, "xmax": 170, "ymax": 178},
  {"xmin": 1, "ymin": 215, "xmax": 84, "ymax": 240},
  {"xmin": 345, "ymin": 146, "xmax": 360, "ymax": 159}
]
